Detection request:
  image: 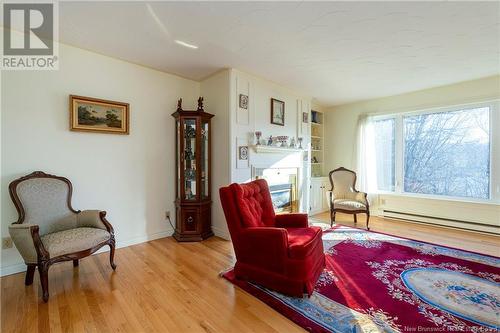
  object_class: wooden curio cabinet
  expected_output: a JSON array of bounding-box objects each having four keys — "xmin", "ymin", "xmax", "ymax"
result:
[{"xmin": 172, "ymin": 98, "xmax": 214, "ymax": 242}]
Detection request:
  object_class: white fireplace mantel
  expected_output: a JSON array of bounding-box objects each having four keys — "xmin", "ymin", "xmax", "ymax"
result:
[{"xmin": 251, "ymin": 145, "xmax": 305, "ymax": 154}]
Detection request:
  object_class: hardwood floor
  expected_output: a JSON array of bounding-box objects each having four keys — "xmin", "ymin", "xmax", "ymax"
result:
[
  {"xmin": 1, "ymin": 214, "xmax": 498, "ymax": 333},
  {"xmin": 312, "ymin": 212, "xmax": 500, "ymax": 257}
]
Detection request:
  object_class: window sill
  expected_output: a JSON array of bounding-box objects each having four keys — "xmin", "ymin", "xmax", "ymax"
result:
[{"xmin": 375, "ymin": 191, "xmax": 500, "ymax": 206}]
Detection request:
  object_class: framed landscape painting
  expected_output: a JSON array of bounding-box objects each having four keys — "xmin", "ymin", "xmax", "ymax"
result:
[{"xmin": 70, "ymin": 95, "xmax": 129, "ymax": 134}]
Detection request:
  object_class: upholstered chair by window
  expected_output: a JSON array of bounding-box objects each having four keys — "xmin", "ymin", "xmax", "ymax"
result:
[
  {"xmin": 8, "ymin": 171, "xmax": 116, "ymax": 302},
  {"xmin": 328, "ymin": 167, "xmax": 370, "ymax": 229}
]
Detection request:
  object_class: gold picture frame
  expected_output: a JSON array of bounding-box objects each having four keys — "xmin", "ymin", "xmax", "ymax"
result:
[{"xmin": 70, "ymin": 95, "xmax": 129, "ymax": 134}]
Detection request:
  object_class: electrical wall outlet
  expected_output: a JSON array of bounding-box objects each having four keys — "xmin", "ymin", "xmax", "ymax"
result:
[
  {"xmin": 2, "ymin": 237, "xmax": 13, "ymax": 249},
  {"xmin": 165, "ymin": 211, "xmax": 170, "ymax": 219}
]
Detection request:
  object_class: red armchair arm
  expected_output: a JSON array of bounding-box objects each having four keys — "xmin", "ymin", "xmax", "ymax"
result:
[
  {"xmin": 275, "ymin": 213, "xmax": 309, "ymax": 228},
  {"xmin": 237, "ymin": 227, "xmax": 288, "ymax": 273}
]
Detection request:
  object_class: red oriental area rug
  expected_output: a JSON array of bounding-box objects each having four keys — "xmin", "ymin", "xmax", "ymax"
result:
[{"xmin": 222, "ymin": 225, "xmax": 500, "ymax": 333}]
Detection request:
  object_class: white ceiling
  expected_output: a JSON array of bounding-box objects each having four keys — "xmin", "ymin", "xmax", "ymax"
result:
[{"xmin": 59, "ymin": 1, "xmax": 500, "ymax": 106}]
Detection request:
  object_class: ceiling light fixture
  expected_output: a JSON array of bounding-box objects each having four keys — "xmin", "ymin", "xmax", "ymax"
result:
[{"xmin": 174, "ymin": 40, "xmax": 198, "ymax": 49}]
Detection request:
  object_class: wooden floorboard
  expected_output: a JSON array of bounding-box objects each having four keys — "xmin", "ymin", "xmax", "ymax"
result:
[
  {"xmin": 1, "ymin": 214, "xmax": 498, "ymax": 332},
  {"xmin": 312, "ymin": 212, "xmax": 500, "ymax": 257}
]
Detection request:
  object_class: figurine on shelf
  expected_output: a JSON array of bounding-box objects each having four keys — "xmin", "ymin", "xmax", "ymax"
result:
[
  {"xmin": 312, "ymin": 156, "xmax": 318, "ymax": 163},
  {"xmin": 197, "ymin": 96, "xmax": 204, "ymax": 111},
  {"xmin": 185, "ymin": 125, "xmax": 196, "ymax": 138},
  {"xmin": 185, "ymin": 147, "xmax": 194, "ymax": 161},
  {"xmin": 255, "ymin": 131, "xmax": 262, "ymax": 145},
  {"xmin": 290, "ymin": 137, "xmax": 296, "ymax": 148},
  {"xmin": 177, "ymin": 98, "xmax": 183, "ymax": 111},
  {"xmin": 267, "ymin": 135, "xmax": 273, "ymax": 146},
  {"xmin": 185, "ymin": 187, "xmax": 193, "ymax": 199},
  {"xmin": 185, "ymin": 168, "xmax": 196, "ymax": 181},
  {"xmin": 298, "ymin": 137, "xmax": 303, "ymax": 149}
]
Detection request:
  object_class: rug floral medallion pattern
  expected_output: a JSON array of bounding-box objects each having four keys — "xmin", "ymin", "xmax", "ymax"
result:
[{"xmin": 223, "ymin": 225, "xmax": 500, "ymax": 333}]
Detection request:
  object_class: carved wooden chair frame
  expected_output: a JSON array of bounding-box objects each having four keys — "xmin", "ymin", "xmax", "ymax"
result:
[
  {"xmin": 9, "ymin": 171, "xmax": 116, "ymax": 302},
  {"xmin": 328, "ymin": 167, "xmax": 370, "ymax": 229}
]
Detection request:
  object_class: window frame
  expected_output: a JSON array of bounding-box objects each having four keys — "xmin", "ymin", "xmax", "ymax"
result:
[{"xmin": 371, "ymin": 100, "xmax": 498, "ymax": 204}]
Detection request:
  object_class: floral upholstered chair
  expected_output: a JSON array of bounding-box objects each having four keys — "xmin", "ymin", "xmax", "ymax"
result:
[
  {"xmin": 8, "ymin": 171, "xmax": 116, "ymax": 302},
  {"xmin": 328, "ymin": 167, "xmax": 370, "ymax": 229}
]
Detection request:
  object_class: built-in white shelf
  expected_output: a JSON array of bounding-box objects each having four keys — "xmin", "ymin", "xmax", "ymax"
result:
[
  {"xmin": 251, "ymin": 145, "xmax": 305, "ymax": 154},
  {"xmin": 310, "ymin": 109, "xmax": 325, "ymax": 176}
]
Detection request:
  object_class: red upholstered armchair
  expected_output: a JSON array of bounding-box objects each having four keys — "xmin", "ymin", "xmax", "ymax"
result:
[{"xmin": 219, "ymin": 179, "xmax": 325, "ymax": 296}]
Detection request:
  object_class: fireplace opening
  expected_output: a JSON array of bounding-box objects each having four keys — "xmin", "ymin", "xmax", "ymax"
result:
[
  {"xmin": 269, "ymin": 183, "xmax": 294, "ymax": 213},
  {"xmin": 253, "ymin": 167, "xmax": 299, "ymax": 213}
]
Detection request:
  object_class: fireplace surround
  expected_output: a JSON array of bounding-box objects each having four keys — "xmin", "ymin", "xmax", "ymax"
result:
[{"xmin": 253, "ymin": 167, "xmax": 299, "ymax": 213}]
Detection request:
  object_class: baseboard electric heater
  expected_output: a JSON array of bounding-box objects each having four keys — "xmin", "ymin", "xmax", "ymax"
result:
[{"xmin": 382, "ymin": 210, "xmax": 500, "ymax": 236}]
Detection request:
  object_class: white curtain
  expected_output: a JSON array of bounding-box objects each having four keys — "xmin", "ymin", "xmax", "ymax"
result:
[{"xmin": 354, "ymin": 114, "xmax": 378, "ymax": 195}]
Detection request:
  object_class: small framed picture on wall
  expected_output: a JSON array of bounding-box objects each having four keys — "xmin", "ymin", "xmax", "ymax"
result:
[
  {"xmin": 302, "ymin": 111, "xmax": 309, "ymax": 123},
  {"xmin": 239, "ymin": 94, "xmax": 248, "ymax": 109},
  {"xmin": 271, "ymin": 98, "xmax": 285, "ymax": 126},
  {"xmin": 238, "ymin": 146, "xmax": 249, "ymax": 160}
]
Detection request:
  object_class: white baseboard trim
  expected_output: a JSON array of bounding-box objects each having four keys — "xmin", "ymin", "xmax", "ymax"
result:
[
  {"xmin": 0, "ymin": 227, "xmax": 174, "ymax": 277},
  {"xmin": 0, "ymin": 263, "xmax": 26, "ymax": 278},
  {"xmin": 212, "ymin": 225, "xmax": 230, "ymax": 240}
]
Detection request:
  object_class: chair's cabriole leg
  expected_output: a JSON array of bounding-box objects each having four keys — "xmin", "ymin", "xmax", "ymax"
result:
[
  {"xmin": 25, "ymin": 265, "xmax": 36, "ymax": 286},
  {"xmin": 109, "ymin": 238, "xmax": 117, "ymax": 270},
  {"xmin": 73, "ymin": 260, "xmax": 79, "ymax": 267},
  {"xmin": 366, "ymin": 213, "xmax": 370, "ymax": 230},
  {"xmin": 354, "ymin": 214, "xmax": 357, "ymax": 224},
  {"xmin": 39, "ymin": 261, "xmax": 50, "ymax": 302}
]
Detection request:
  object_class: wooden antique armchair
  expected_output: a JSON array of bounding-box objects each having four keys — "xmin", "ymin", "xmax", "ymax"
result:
[
  {"xmin": 8, "ymin": 171, "xmax": 116, "ymax": 302},
  {"xmin": 328, "ymin": 167, "xmax": 370, "ymax": 229}
]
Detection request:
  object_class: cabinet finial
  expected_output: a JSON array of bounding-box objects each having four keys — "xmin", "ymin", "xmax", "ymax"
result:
[
  {"xmin": 197, "ymin": 96, "xmax": 204, "ymax": 111},
  {"xmin": 177, "ymin": 98, "xmax": 183, "ymax": 111}
]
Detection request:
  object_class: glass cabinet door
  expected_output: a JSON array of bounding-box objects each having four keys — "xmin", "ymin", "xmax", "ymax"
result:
[
  {"xmin": 183, "ymin": 118, "xmax": 197, "ymax": 200},
  {"xmin": 176, "ymin": 119, "xmax": 181, "ymax": 198},
  {"xmin": 201, "ymin": 119, "xmax": 209, "ymax": 199}
]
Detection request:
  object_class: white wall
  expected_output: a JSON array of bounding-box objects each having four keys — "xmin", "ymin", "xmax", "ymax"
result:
[
  {"xmin": 200, "ymin": 70, "xmax": 231, "ymax": 239},
  {"xmin": 199, "ymin": 69, "xmax": 316, "ymax": 238},
  {"xmin": 324, "ymin": 75, "xmax": 500, "ymax": 231},
  {"xmin": 229, "ymin": 69, "xmax": 312, "ymax": 181},
  {"xmin": 1, "ymin": 44, "xmax": 200, "ymax": 275},
  {"xmin": 228, "ymin": 69, "xmax": 312, "ymax": 213}
]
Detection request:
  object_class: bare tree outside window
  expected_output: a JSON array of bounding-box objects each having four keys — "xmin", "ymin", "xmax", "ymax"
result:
[{"xmin": 403, "ymin": 107, "xmax": 490, "ymax": 199}]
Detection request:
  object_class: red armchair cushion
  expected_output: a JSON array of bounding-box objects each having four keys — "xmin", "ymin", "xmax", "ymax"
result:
[
  {"xmin": 287, "ymin": 226, "xmax": 322, "ymax": 259},
  {"xmin": 275, "ymin": 213, "xmax": 309, "ymax": 228},
  {"xmin": 232, "ymin": 179, "xmax": 275, "ymax": 227}
]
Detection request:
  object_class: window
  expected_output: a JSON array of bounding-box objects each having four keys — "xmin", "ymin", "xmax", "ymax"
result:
[
  {"xmin": 373, "ymin": 118, "xmax": 395, "ymax": 191},
  {"xmin": 403, "ymin": 107, "xmax": 490, "ymax": 199},
  {"xmin": 371, "ymin": 103, "xmax": 495, "ymax": 201}
]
